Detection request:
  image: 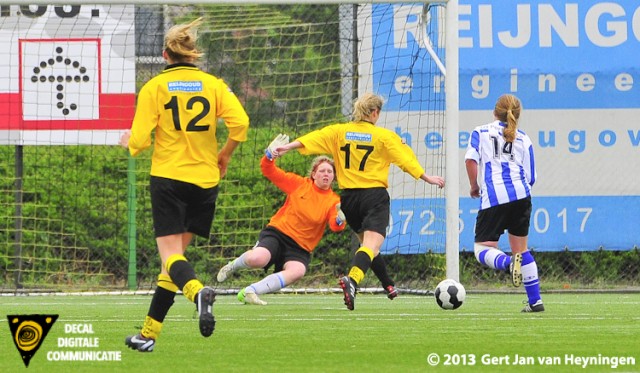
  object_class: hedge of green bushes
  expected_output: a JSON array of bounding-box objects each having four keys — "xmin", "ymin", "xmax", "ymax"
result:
[{"xmin": 1, "ymin": 129, "xmax": 638, "ymax": 290}]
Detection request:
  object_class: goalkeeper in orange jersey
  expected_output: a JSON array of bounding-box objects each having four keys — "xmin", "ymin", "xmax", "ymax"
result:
[
  {"xmin": 216, "ymin": 135, "xmax": 346, "ymax": 305},
  {"xmin": 274, "ymin": 93, "xmax": 445, "ymax": 310},
  {"xmin": 119, "ymin": 17, "xmax": 249, "ymax": 351}
]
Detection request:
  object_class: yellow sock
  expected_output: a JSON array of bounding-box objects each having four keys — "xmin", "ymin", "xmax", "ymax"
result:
[
  {"xmin": 157, "ymin": 273, "xmax": 178, "ymax": 293},
  {"xmin": 182, "ymin": 279, "xmax": 204, "ymax": 303},
  {"xmin": 348, "ymin": 246, "xmax": 375, "ymax": 284},
  {"xmin": 141, "ymin": 316, "xmax": 162, "ymax": 340},
  {"xmin": 349, "ymin": 267, "xmax": 365, "ymax": 284}
]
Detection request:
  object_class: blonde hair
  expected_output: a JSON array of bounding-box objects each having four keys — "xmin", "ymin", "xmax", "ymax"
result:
[
  {"xmin": 308, "ymin": 156, "xmax": 336, "ymax": 180},
  {"xmin": 164, "ymin": 18, "xmax": 204, "ymax": 61},
  {"xmin": 353, "ymin": 93, "xmax": 384, "ymax": 122},
  {"xmin": 494, "ymin": 94, "xmax": 521, "ymax": 142}
]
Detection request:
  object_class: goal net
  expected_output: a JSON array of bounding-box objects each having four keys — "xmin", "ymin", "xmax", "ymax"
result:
[{"xmin": 0, "ymin": 2, "xmax": 453, "ymax": 293}]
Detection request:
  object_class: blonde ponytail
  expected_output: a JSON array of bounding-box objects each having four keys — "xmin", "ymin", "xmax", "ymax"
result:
[
  {"xmin": 353, "ymin": 93, "xmax": 384, "ymax": 122},
  {"xmin": 164, "ymin": 17, "xmax": 204, "ymax": 61},
  {"xmin": 494, "ymin": 94, "xmax": 521, "ymax": 142}
]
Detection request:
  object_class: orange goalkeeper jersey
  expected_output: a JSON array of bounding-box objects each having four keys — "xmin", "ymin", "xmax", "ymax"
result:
[{"xmin": 261, "ymin": 156, "xmax": 345, "ymax": 252}]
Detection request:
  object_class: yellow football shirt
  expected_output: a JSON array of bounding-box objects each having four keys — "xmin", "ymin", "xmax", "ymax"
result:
[
  {"xmin": 128, "ymin": 63, "xmax": 249, "ymax": 188},
  {"xmin": 296, "ymin": 121, "xmax": 425, "ymax": 189}
]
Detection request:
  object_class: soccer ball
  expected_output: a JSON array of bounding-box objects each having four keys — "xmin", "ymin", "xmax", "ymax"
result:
[{"xmin": 434, "ymin": 279, "xmax": 466, "ymax": 310}]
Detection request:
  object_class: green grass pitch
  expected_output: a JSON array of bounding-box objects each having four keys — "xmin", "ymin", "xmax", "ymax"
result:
[{"xmin": 1, "ymin": 292, "xmax": 639, "ymax": 372}]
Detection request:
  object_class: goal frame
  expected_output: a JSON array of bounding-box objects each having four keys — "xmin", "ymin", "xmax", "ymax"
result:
[{"xmin": 5, "ymin": 0, "xmax": 460, "ymax": 284}]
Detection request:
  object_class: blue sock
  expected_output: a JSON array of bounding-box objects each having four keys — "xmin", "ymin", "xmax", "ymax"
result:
[
  {"xmin": 474, "ymin": 245, "xmax": 510, "ymax": 271},
  {"xmin": 522, "ymin": 251, "xmax": 541, "ymax": 304}
]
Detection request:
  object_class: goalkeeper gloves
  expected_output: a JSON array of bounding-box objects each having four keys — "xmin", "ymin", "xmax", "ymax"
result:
[
  {"xmin": 336, "ymin": 204, "xmax": 346, "ymax": 226},
  {"xmin": 265, "ymin": 133, "xmax": 290, "ymax": 161}
]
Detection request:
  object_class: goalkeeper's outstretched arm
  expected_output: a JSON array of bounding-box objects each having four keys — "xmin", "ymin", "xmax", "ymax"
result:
[{"xmin": 274, "ymin": 140, "xmax": 303, "ymax": 156}]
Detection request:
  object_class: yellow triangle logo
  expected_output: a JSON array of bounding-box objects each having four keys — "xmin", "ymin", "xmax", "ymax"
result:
[{"xmin": 7, "ymin": 314, "xmax": 58, "ymax": 367}]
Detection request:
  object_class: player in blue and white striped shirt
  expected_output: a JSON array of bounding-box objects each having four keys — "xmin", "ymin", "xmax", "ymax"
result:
[{"xmin": 465, "ymin": 94, "xmax": 544, "ymax": 313}]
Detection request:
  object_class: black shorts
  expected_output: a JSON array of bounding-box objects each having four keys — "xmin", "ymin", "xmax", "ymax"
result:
[
  {"xmin": 258, "ymin": 226, "xmax": 311, "ymax": 272},
  {"xmin": 474, "ymin": 196, "xmax": 532, "ymax": 242},
  {"xmin": 150, "ymin": 176, "xmax": 219, "ymax": 238},
  {"xmin": 340, "ymin": 187, "xmax": 390, "ymax": 237}
]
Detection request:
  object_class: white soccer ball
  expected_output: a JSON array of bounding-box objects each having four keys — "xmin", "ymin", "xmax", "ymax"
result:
[{"xmin": 434, "ymin": 279, "xmax": 466, "ymax": 310}]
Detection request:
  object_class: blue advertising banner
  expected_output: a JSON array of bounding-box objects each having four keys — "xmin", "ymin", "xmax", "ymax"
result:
[
  {"xmin": 362, "ymin": 2, "xmax": 640, "ymax": 253},
  {"xmin": 370, "ymin": 1, "xmax": 640, "ymax": 111},
  {"xmin": 382, "ymin": 196, "xmax": 640, "ymax": 254},
  {"xmin": 458, "ymin": 0, "xmax": 640, "ymax": 110}
]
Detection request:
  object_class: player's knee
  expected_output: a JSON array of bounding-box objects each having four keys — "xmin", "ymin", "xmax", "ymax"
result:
[
  {"xmin": 283, "ymin": 263, "xmax": 306, "ymax": 282},
  {"xmin": 244, "ymin": 251, "xmax": 270, "ymax": 268},
  {"xmin": 289, "ymin": 271, "xmax": 305, "ymax": 284}
]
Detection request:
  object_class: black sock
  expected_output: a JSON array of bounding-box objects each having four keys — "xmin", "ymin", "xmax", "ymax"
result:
[
  {"xmin": 370, "ymin": 255, "xmax": 394, "ymax": 288},
  {"xmin": 168, "ymin": 260, "xmax": 197, "ymax": 290},
  {"xmin": 147, "ymin": 286, "xmax": 176, "ymax": 323}
]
